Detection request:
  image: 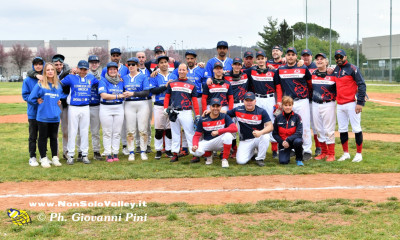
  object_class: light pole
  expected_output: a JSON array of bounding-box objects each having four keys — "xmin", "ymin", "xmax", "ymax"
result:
[
  {"xmin": 238, "ymin": 36, "xmax": 243, "ymax": 57},
  {"xmin": 306, "ymin": 0, "xmax": 308, "ymax": 49},
  {"xmin": 357, "ymin": 0, "xmax": 360, "ymax": 67},
  {"xmin": 292, "ymin": 29, "xmax": 294, "ymax": 47},
  {"xmin": 181, "ymin": 40, "xmax": 184, "ymax": 60},
  {"xmin": 127, "ymin": 35, "xmax": 129, "ymax": 57},
  {"xmin": 329, "ymin": 0, "xmax": 332, "ymax": 66},
  {"xmin": 389, "ymin": 0, "xmax": 393, "ymax": 82},
  {"xmin": 93, "ymin": 34, "xmax": 97, "ymax": 40}
]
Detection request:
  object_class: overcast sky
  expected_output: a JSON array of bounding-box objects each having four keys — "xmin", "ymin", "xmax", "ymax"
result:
[{"xmin": 1, "ymin": 0, "xmax": 398, "ymax": 51}]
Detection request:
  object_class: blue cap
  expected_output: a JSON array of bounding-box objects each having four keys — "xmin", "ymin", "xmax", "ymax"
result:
[
  {"xmin": 157, "ymin": 55, "xmax": 169, "ymax": 63},
  {"xmin": 213, "ymin": 62, "xmax": 223, "ymax": 69},
  {"xmin": 315, "ymin": 53, "xmax": 327, "ymax": 59},
  {"xmin": 210, "ymin": 98, "xmax": 222, "ymax": 106},
  {"xmin": 127, "ymin": 57, "xmax": 139, "ymax": 63},
  {"xmin": 154, "ymin": 45, "xmax": 165, "ymax": 52},
  {"xmin": 243, "ymin": 51, "xmax": 253, "ymax": 58},
  {"xmin": 244, "ymin": 92, "xmax": 255, "ymax": 100},
  {"xmin": 110, "ymin": 48, "xmax": 121, "ymax": 55},
  {"xmin": 301, "ymin": 49, "xmax": 312, "ymax": 56},
  {"xmin": 185, "ymin": 50, "xmax": 197, "ymax": 57},
  {"xmin": 286, "ymin": 47, "xmax": 297, "ymax": 55},
  {"xmin": 52, "ymin": 54, "xmax": 65, "ymax": 63},
  {"xmin": 32, "ymin": 57, "xmax": 44, "ymax": 65},
  {"xmin": 106, "ymin": 62, "xmax": 118, "ymax": 69},
  {"xmin": 77, "ymin": 60, "xmax": 89, "ymax": 69},
  {"xmin": 217, "ymin": 41, "xmax": 228, "ymax": 48},
  {"xmin": 335, "ymin": 49, "xmax": 346, "ymax": 57},
  {"xmin": 233, "ymin": 57, "xmax": 242, "ymax": 64},
  {"xmin": 256, "ymin": 50, "xmax": 266, "ymax": 57},
  {"xmin": 272, "ymin": 45, "xmax": 283, "ymax": 52},
  {"xmin": 88, "ymin": 55, "xmax": 99, "ymax": 62}
]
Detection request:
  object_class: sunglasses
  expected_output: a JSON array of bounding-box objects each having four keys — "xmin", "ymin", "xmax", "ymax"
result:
[
  {"xmin": 127, "ymin": 63, "xmax": 137, "ymax": 66},
  {"xmin": 335, "ymin": 55, "xmax": 344, "ymax": 60}
]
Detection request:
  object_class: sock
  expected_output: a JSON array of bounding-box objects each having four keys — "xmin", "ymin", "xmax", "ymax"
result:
[
  {"xmin": 320, "ymin": 142, "xmax": 328, "ymax": 155},
  {"xmin": 271, "ymin": 142, "xmax": 278, "ymax": 152},
  {"xmin": 327, "ymin": 144, "xmax": 335, "ymax": 156},
  {"xmin": 340, "ymin": 132, "xmax": 349, "ymax": 153},
  {"xmin": 222, "ymin": 144, "xmax": 232, "ymax": 160},
  {"xmin": 182, "ymin": 147, "xmax": 188, "ymax": 153},
  {"xmin": 314, "ymin": 134, "xmax": 321, "ymax": 148},
  {"xmin": 203, "ymin": 151, "xmax": 212, "ymax": 157},
  {"xmin": 232, "ymin": 140, "xmax": 237, "ymax": 150},
  {"xmin": 355, "ymin": 132, "xmax": 363, "ymax": 153}
]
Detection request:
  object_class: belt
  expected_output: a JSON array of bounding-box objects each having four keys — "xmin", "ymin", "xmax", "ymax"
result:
[
  {"xmin": 101, "ymin": 102, "xmax": 123, "ymax": 105},
  {"xmin": 313, "ymin": 100, "xmax": 334, "ymax": 104},
  {"xmin": 71, "ymin": 104, "xmax": 89, "ymax": 107},
  {"xmin": 255, "ymin": 93, "xmax": 274, "ymax": 98},
  {"xmin": 293, "ymin": 98, "xmax": 307, "ymax": 102},
  {"xmin": 89, "ymin": 103, "xmax": 100, "ymax": 106}
]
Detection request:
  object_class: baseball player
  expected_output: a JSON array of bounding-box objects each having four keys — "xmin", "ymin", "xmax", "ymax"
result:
[
  {"xmin": 205, "ymin": 41, "xmax": 233, "ymax": 78},
  {"xmin": 242, "ymin": 51, "xmax": 254, "ymax": 71},
  {"xmin": 267, "ymin": 45, "xmax": 285, "ymax": 69},
  {"xmin": 61, "ymin": 60, "xmax": 99, "ymax": 165},
  {"xmin": 301, "ymin": 49, "xmax": 322, "ymax": 156},
  {"xmin": 145, "ymin": 45, "xmax": 180, "ymax": 74},
  {"xmin": 225, "ymin": 92, "xmax": 273, "ymax": 166},
  {"xmin": 333, "ymin": 49, "xmax": 367, "ymax": 162},
  {"xmin": 149, "ymin": 56, "xmax": 176, "ymax": 159},
  {"xmin": 22, "ymin": 57, "xmax": 45, "ymax": 167},
  {"xmin": 164, "ymin": 63, "xmax": 200, "ymax": 163},
  {"xmin": 273, "ymin": 47, "xmax": 313, "ymax": 161},
  {"xmin": 98, "ymin": 62, "xmax": 128, "ymax": 162},
  {"xmin": 311, "ymin": 53, "xmax": 337, "ymax": 162},
  {"xmin": 122, "ymin": 57, "xmax": 150, "ymax": 161},
  {"xmin": 192, "ymin": 98, "xmax": 238, "ymax": 168},
  {"xmin": 272, "ymin": 96, "xmax": 304, "ymax": 166},
  {"xmin": 245, "ymin": 50, "xmax": 282, "ymax": 159}
]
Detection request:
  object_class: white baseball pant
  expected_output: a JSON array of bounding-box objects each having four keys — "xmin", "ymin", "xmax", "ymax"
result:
[
  {"xmin": 67, "ymin": 105, "xmax": 90, "ymax": 157},
  {"xmin": 193, "ymin": 133, "xmax": 233, "ymax": 157},
  {"xmin": 136, "ymin": 99, "xmax": 152, "ymax": 147},
  {"xmin": 125, "ymin": 100, "xmax": 149, "ymax": 153},
  {"xmin": 237, "ymin": 134, "xmax": 270, "ymax": 164},
  {"xmin": 153, "ymin": 105, "xmax": 171, "ymax": 151},
  {"xmin": 120, "ymin": 102, "xmax": 127, "ymax": 147},
  {"xmin": 337, "ymin": 101, "xmax": 362, "ymax": 133},
  {"xmin": 256, "ymin": 96, "xmax": 277, "ymax": 143},
  {"xmin": 292, "ymin": 98, "xmax": 312, "ymax": 154},
  {"xmin": 170, "ymin": 110, "xmax": 195, "ymax": 154},
  {"xmin": 76, "ymin": 105, "xmax": 101, "ymax": 153},
  {"xmin": 100, "ymin": 104, "xmax": 124, "ymax": 155},
  {"xmin": 312, "ymin": 101, "xmax": 336, "ymax": 144}
]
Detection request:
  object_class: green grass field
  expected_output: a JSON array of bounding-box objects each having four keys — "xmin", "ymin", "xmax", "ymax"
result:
[
  {"xmin": 0, "ymin": 82, "xmax": 23, "ymax": 96},
  {"xmin": 0, "ymin": 103, "xmax": 26, "ymax": 116}
]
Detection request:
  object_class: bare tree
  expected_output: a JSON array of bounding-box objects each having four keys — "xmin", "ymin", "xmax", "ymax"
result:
[
  {"xmin": 120, "ymin": 47, "xmax": 128, "ymax": 64},
  {"xmin": 0, "ymin": 44, "xmax": 8, "ymax": 75},
  {"xmin": 88, "ymin": 47, "xmax": 109, "ymax": 67},
  {"xmin": 8, "ymin": 44, "xmax": 33, "ymax": 76},
  {"xmin": 36, "ymin": 47, "xmax": 56, "ymax": 63},
  {"xmin": 144, "ymin": 48, "xmax": 154, "ymax": 61},
  {"xmin": 167, "ymin": 46, "xmax": 182, "ymax": 62}
]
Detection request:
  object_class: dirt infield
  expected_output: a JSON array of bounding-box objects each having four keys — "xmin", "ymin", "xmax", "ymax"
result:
[
  {"xmin": 368, "ymin": 92, "xmax": 400, "ymax": 106},
  {"xmin": 1, "ymin": 173, "xmax": 399, "ymax": 212}
]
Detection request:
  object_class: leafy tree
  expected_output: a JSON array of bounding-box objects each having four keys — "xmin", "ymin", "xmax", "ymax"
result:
[
  {"xmin": 36, "ymin": 47, "xmax": 56, "ymax": 63},
  {"xmin": 292, "ymin": 22, "xmax": 340, "ymax": 41},
  {"xmin": 394, "ymin": 66, "xmax": 400, "ymax": 82},
  {"xmin": 257, "ymin": 17, "xmax": 280, "ymax": 58},
  {"xmin": 278, "ymin": 20, "xmax": 294, "ymax": 48},
  {"xmin": 8, "ymin": 44, "xmax": 33, "ymax": 76},
  {"xmin": 88, "ymin": 47, "xmax": 109, "ymax": 67}
]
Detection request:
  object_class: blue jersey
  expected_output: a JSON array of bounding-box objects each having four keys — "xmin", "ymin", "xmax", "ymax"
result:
[
  {"xmin": 122, "ymin": 72, "xmax": 150, "ymax": 101},
  {"xmin": 90, "ymin": 82, "xmax": 100, "ymax": 105},
  {"xmin": 149, "ymin": 73, "xmax": 177, "ymax": 106},
  {"xmin": 22, "ymin": 76, "xmax": 39, "ymax": 119},
  {"xmin": 187, "ymin": 66, "xmax": 206, "ymax": 94},
  {"xmin": 205, "ymin": 57, "xmax": 233, "ymax": 78},
  {"xmin": 28, "ymin": 83, "xmax": 65, "ymax": 123},
  {"xmin": 139, "ymin": 68, "xmax": 151, "ymax": 78},
  {"xmin": 196, "ymin": 113, "xmax": 234, "ymax": 141},
  {"xmin": 61, "ymin": 74, "xmax": 99, "ymax": 106},
  {"xmin": 101, "ymin": 64, "xmax": 129, "ymax": 78},
  {"xmin": 98, "ymin": 78, "xmax": 124, "ymax": 104}
]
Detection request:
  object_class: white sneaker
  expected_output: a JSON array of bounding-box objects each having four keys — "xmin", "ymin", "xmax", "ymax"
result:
[
  {"xmin": 141, "ymin": 152, "xmax": 148, "ymax": 160},
  {"xmin": 29, "ymin": 157, "xmax": 39, "ymax": 167},
  {"xmin": 128, "ymin": 153, "xmax": 135, "ymax": 161},
  {"xmin": 352, "ymin": 153, "xmax": 363, "ymax": 162},
  {"xmin": 337, "ymin": 152, "xmax": 351, "ymax": 162},
  {"xmin": 52, "ymin": 156, "xmax": 62, "ymax": 167},
  {"xmin": 205, "ymin": 156, "xmax": 213, "ymax": 165},
  {"xmin": 122, "ymin": 148, "xmax": 130, "ymax": 156},
  {"xmin": 221, "ymin": 159, "xmax": 229, "ymax": 168},
  {"xmin": 40, "ymin": 157, "xmax": 51, "ymax": 168}
]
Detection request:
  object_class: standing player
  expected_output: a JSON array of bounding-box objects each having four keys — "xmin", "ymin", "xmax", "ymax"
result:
[
  {"xmin": 274, "ymin": 47, "xmax": 313, "ymax": 161},
  {"xmin": 185, "ymin": 50, "xmax": 207, "ymax": 113},
  {"xmin": 333, "ymin": 49, "xmax": 366, "ymax": 162},
  {"xmin": 205, "ymin": 41, "xmax": 233, "ymax": 78},
  {"xmin": 311, "ymin": 53, "xmax": 337, "ymax": 162},
  {"xmin": 164, "ymin": 63, "xmax": 200, "ymax": 163},
  {"xmin": 242, "ymin": 51, "xmax": 254, "ymax": 71},
  {"xmin": 149, "ymin": 56, "xmax": 176, "ymax": 159},
  {"xmin": 267, "ymin": 45, "xmax": 285, "ymax": 69},
  {"xmin": 192, "ymin": 98, "xmax": 238, "ymax": 168},
  {"xmin": 145, "ymin": 45, "xmax": 180, "ymax": 74},
  {"xmin": 22, "ymin": 57, "xmax": 44, "ymax": 166}
]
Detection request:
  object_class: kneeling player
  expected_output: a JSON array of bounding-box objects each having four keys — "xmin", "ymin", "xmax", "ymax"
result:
[
  {"xmin": 272, "ymin": 96, "xmax": 304, "ymax": 166},
  {"xmin": 192, "ymin": 98, "xmax": 238, "ymax": 168}
]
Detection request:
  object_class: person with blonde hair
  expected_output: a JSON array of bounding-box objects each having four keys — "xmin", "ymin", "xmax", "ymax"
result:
[{"xmin": 28, "ymin": 63, "xmax": 65, "ymax": 168}]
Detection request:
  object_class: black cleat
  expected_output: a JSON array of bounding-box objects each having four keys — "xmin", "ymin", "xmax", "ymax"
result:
[
  {"xmin": 93, "ymin": 152, "xmax": 103, "ymax": 160},
  {"xmin": 165, "ymin": 150, "xmax": 173, "ymax": 158},
  {"xmin": 272, "ymin": 151, "xmax": 278, "ymax": 159},
  {"xmin": 77, "ymin": 152, "xmax": 83, "ymax": 162},
  {"xmin": 155, "ymin": 151, "xmax": 162, "ymax": 160},
  {"xmin": 146, "ymin": 145, "xmax": 152, "ymax": 153},
  {"xmin": 303, "ymin": 152, "xmax": 312, "ymax": 161},
  {"xmin": 170, "ymin": 154, "xmax": 179, "ymax": 162},
  {"xmin": 190, "ymin": 157, "xmax": 200, "ymax": 163},
  {"xmin": 256, "ymin": 160, "xmax": 265, "ymax": 167}
]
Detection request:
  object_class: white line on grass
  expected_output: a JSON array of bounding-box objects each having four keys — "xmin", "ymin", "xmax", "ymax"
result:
[
  {"xmin": 1, "ymin": 185, "xmax": 400, "ymax": 198},
  {"xmin": 368, "ymin": 99, "xmax": 400, "ymax": 105}
]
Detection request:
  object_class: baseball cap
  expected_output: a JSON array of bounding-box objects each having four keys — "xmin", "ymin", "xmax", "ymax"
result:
[
  {"xmin": 244, "ymin": 92, "xmax": 255, "ymax": 100},
  {"xmin": 217, "ymin": 41, "xmax": 228, "ymax": 48},
  {"xmin": 106, "ymin": 62, "xmax": 118, "ymax": 69},
  {"xmin": 52, "ymin": 54, "xmax": 65, "ymax": 63},
  {"xmin": 210, "ymin": 98, "xmax": 222, "ymax": 106},
  {"xmin": 77, "ymin": 60, "xmax": 89, "ymax": 69},
  {"xmin": 335, "ymin": 49, "xmax": 347, "ymax": 57},
  {"xmin": 154, "ymin": 45, "xmax": 165, "ymax": 53},
  {"xmin": 127, "ymin": 57, "xmax": 139, "ymax": 64},
  {"xmin": 157, "ymin": 55, "xmax": 169, "ymax": 63},
  {"xmin": 243, "ymin": 51, "xmax": 253, "ymax": 58},
  {"xmin": 185, "ymin": 50, "xmax": 197, "ymax": 57},
  {"xmin": 301, "ymin": 49, "xmax": 312, "ymax": 56},
  {"xmin": 256, "ymin": 50, "xmax": 266, "ymax": 57},
  {"xmin": 315, "ymin": 53, "xmax": 327, "ymax": 59},
  {"xmin": 110, "ymin": 48, "xmax": 121, "ymax": 55},
  {"xmin": 232, "ymin": 57, "xmax": 242, "ymax": 64},
  {"xmin": 272, "ymin": 45, "xmax": 283, "ymax": 52},
  {"xmin": 213, "ymin": 62, "xmax": 223, "ymax": 69},
  {"xmin": 88, "ymin": 55, "xmax": 99, "ymax": 62},
  {"xmin": 32, "ymin": 57, "xmax": 44, "ymax": 65},
  {"xmin": 286, "ymin": 47, "xmax": 297, "ymax": 55}
]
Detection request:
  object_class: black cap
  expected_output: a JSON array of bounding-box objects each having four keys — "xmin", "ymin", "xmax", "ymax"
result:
[
  {"xmin": 157, "ymin": 55, "xmax": 169, "ymax": 63},
  {"xmin": 185, "ymin": 50, "xmax": 197, "ymax": 57},
  {"xmin": 210, "ymin": 98, "xmax": 222, "ymax": 106},
  {"xmin": 256, "ymin": 50, "xmax": 266, "ymax": 57},
  {"xmin": 52, "ymin": 54, "xmax": 65, "ymax": 63},
  {"xmin": 110, "ymin": 48, "xmax": 121, "ymax": 55},
  {"xmin": 243, "ymin": 51, "xmax": 253, "ymax": 58},
  {"xmin": 154, "ymin": 45, "xmax": 165, "ymax": 53},
  {"xmin": 301, "ymin": 49, "xmax": 312, "ymax": 56},
  {"xmin": 335, "ymin": 49, "xmax": 346, "ymax": 57},
  {"xmin": 232, "ymin": 57, "xmax": 242, "ymax": 64},
  {"xmin": 315, "ymin": 53, "xmax": 327, "ymax": 59},
  {"xmin": 213, "ymin": 62, "xmax": 223, "ymax": 69},
  {"xmin": 272, "ymin": 45, "xmax": 283, "ymax": 52},
  {"xmin": 217, "ymin": 41, "xmax": 228, "ymax": 48},
  {"xmin": 32, "ymin": 57, "xmax": 44, "ymax": 65},
  {"xmin": 286, "ymin": 47, "xmax": 297, "ymax": 55},
  {"xmin": 88, "ymin": 55, "xmax": 99, "ymax": 62},
  {"xmin": 244, "ymin": 92, "xmax": 255, "ymax": 100}
]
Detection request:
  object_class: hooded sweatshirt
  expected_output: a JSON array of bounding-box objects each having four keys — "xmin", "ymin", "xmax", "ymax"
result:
[{"xmin": 22, "ymin": 57, "xmax": 45, "ymax": 119}]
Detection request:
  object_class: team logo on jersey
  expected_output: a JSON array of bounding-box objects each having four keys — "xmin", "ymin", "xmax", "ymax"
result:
[
  {"xmin": 252, "ymin": 115, "xmax": 258, "ymax": 120},
  {"xmin": 184, "ymin": 84, "xmax": 190, "ymax": 88},
  {"xmin": 291, "ymin": 121, "xmax": 295, "ymax": 126},
  {"xmin": 266, "ymin": 72, "xmax": 272, "ymax": 76},
  {"xmin": 216, "ymin": 121, "xmax": 222, "ymax": 125},
  {"xmin": 294, "ymin": 69, "xmax": 301, "ymax": 73},
  {"xmin": 283, "ymin": 70, "xmax": 287, "ymax": 73},
  {"xmin": 342, "ymin": 70, "xmax": 346, "ymax": 76}
]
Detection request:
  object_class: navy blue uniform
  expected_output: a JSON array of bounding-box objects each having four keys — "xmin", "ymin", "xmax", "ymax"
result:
[
  {"xmin": 311, "ymin": 72, "xmax": 337, "ymax": 103},
  {"xmin": 165, "ymin": 79, "xmax": 198, "ymax": 111},
  {"xmin": 274, "ymin": 65, "xmax": 312, "ymax": 100},
  {"xmin": 224, "ymin": 71, "xmax": 249, "ymax": 103},
  {"xmin": 202, "ymin": 79, "xmax": 233, "ymax": 108},
  {"xmin": 245, "ymin": 67, "xmax": 277, "ymax": 95},
  {"xmin": 195, "ymin": 113, "xmax": 234, "ymax": 141}
]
